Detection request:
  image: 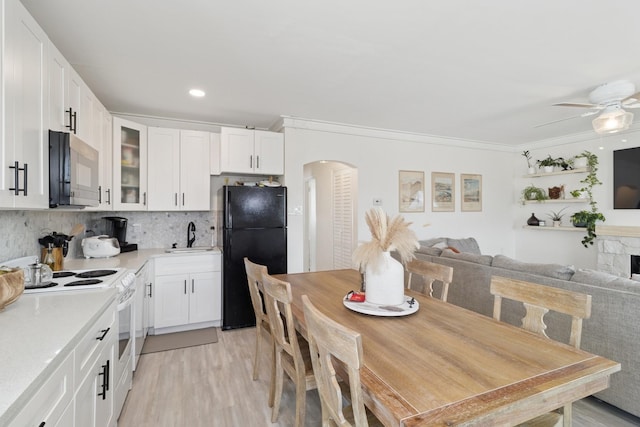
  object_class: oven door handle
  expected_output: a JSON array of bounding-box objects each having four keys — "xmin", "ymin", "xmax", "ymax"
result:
[{"xmin": 117, "ymin": 288, "xmax": 136, "ymax": 311}]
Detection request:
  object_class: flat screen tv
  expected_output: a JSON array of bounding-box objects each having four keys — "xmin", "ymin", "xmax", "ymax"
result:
[{"xmin": 613, "ymin": 147, "xmax": 640, "ymax": 209}]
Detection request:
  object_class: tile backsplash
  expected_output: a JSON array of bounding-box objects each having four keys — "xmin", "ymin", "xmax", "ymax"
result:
[{"xmin": 0, "ymin": 210, "xmax": 219, "ymax": 263}]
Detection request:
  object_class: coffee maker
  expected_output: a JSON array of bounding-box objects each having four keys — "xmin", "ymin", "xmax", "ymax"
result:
[{"xmin": 104, "ymin": 216, "xmax": 138, "ymax": 253}]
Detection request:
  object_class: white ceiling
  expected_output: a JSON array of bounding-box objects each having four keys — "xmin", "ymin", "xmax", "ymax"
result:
[{"xmin": 20, "ymin": 0, "xmax": 640, "ymax": 146}]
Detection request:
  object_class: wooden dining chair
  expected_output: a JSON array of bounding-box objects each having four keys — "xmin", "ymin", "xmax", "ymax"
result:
[
  {"xmin": 302, "ymin": 295, "xmax": 382, "ymax": 427},
  {"xmin": 490, "ymin": 275, "xmax": 592, "ymax": 427},
  {"xmin": 405, "ymin": 259, "xmax": 454, "ymax": 302},
  {"xmin": 261, "ymin": 272, "xmax": 317, "ymax": 427},
  {"xmin": 243, "ymin": 258, "xmax": 275, "ymax": 406}
]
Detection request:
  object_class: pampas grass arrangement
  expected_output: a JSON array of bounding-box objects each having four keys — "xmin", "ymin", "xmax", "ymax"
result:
[{"xmin": 353, "ymin": 207, "xmax": 419, "ymax": 273}]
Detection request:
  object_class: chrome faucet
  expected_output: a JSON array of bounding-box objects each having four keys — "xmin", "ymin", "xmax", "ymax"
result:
[{"xmin": 187, "ymin": 222, "xmax": 196, "ymax": 248}]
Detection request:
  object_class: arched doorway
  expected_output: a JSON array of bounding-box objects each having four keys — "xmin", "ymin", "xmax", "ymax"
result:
[{"xmin": 303, "ymin": 161, "xmax": 358, "ymax": 272}]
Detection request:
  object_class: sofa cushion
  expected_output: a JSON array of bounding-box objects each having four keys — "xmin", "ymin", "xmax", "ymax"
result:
[
  {"xmin": 445, "ymin": 237, "xmax": 481, "ymax": 254},
  {"xmin": 492, "ymin": 254, "xmax": 575, "ymax": 280},
  {"xmin": 418, "ymin": 238, "xmax": 447, "ymax": 247},
  {"xmin": 572, "ymin": 268, "xmax": 640, "ymax": 292},
  {"xmin": 416, "ymin": 246, "xmax": 443, "ymax": 256},
  {"xmin": 440, "ymin": 249, "xmax": 493, "ymax": 266}
]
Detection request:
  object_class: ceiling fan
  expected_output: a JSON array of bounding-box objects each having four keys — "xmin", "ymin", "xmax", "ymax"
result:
[{"xmin": 538, "ymin": 80, "xmax": 640, "ymax": 134}]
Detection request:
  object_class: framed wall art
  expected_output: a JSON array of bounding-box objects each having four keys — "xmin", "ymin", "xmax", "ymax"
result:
[
  {"xmin": 399, "ymin": 170, "xmax": 425, "ymax": 212},
  {"xmin": 461, "ymin": 173, "xmax": 482, "ymax": 212},
  {"xmin": 431, "ymin": 172, "xmax": 455, "ymax": 212}
]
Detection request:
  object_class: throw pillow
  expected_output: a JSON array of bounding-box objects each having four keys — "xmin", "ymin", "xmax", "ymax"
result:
[{"xmin": 440, "ymin": 249, "xmax": 493, "ymax": 266}]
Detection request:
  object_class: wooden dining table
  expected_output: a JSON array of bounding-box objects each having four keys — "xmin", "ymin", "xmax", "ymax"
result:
[{"xmin": 275, "ymin": 269, "xmax": 621, "ymax": 427}]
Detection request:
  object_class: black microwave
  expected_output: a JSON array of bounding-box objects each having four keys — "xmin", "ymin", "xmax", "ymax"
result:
[{"xmin": 49, "ymin": 130, "xmax": 100, "ymax": 208}]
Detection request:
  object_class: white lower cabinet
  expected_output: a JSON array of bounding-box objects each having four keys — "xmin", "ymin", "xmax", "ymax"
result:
[
  {"xmin": 76, "ymin": 340, "xmax": 116, "ymax": 427},
  {"xmin": 8, "ymin": 299, "xmax": 118, "ymax": 427},
  {"xmin": 153, "ymin": 253, "xmax": 222, "ymax": 332},
  {"xmin": 75, "ymin": 300, "xmax": 117, "ymax": 427},
  {"xmin": 7, "ymin": 351, "xmax": 74, "ymax": 427}
]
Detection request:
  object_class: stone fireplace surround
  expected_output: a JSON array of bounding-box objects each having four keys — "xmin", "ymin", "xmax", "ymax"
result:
[{"xmin": 596, "ymin": 225, "xmax": 640, "ymax": 278}]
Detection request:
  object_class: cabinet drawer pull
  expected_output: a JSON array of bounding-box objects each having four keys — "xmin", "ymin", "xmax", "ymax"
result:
[
  {"xmin": 250, "ymin": 155, "xmax": 253, "ymax": 169},
  {"xmin": 175, "ymin": 193, "xmax": 178, "ymax": 206},
  {"xmin": 192, "ymin": 279, "xmax": 195, "ymax": 293},
  {"xmin": 106, "ymin": 188, "xmax": 111, "ymax": 205},
  {"xmin": 98, "ymin": 185, "xmax": 102, "ymax": 203},
  {"xmin": 256, "ymin": 155, "xmax": 260, "ymax": 169},
  {"xmin": 148, "ymin": 282, "xmax": 152, "ymax": 298},
  {"xmin": 184, "ymin": 280, "xmax": 187, "ymax": 294},
  {"xmin": 97, "ymin": 327, "xmax": 110, "ymax": 341},
  {"xmin": 182, "ymin": 193, "xmax": 185, "ymax": 206}
]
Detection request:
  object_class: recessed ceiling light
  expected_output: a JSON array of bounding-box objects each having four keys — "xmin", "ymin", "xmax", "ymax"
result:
[{"xmin": 189, "ymin": 89, "xmax": 205, "ymax": 98}]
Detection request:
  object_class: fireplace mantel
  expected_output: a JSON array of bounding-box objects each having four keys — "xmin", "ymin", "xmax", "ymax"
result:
[{"xmin": 596, "ymin": 225, "xmax": 640, "ymax": 238}]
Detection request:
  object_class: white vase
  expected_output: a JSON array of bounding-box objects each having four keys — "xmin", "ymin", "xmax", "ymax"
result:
[
  {"xmin": 364, "ymin": 251, "xmax": 405, "ymax": 305},
  {"xmin": 543, "ymin": 166, "xmax": 554, "ymax": 173}
]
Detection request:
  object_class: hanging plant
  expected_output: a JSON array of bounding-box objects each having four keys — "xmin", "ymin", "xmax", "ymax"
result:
[{"xmin": 569, "ymin": 151, "xmax": 605, "ymax": 247}]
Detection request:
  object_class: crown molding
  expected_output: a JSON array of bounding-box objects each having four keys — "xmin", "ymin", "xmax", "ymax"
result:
[{"xmin": 280, "ymin": 116, "xmax": 514, "ymax": 152}]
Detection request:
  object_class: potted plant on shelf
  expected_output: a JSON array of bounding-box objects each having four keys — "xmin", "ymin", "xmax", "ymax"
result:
[
  {"xmin": 352, "ymin": 207, "xmax": 419, "ymax": 305},
  {"xmin": 536, "ymin": 155, "xmax": 560, "ymax": 173},
  {"xmin": 522, "ymin": 150, "xmax": 535, "ymax": 174},
  {"xmin": 547, "ymin": 207, "xmax": 568, "ymax": 227},
  {"xmin": 573, "ymin": 153, "xmax": 589, "ymax": 169},
  {"xmin": 568, "ymin": 151, "xmax": 605, "ymax": 247},
  {"xmin": 521, "ymin": 185, "xmax": 548, "ymax": 203}
]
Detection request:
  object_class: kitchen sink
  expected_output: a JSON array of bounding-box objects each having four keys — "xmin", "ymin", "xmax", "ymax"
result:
[{"xmin": 165, "ymin": 246, "xmax": 218, "ymax": 254}]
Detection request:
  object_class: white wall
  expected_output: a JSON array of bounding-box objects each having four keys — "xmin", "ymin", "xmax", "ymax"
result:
[
  {"xmin": 514, "ymin": 127, "xmax": 640, "ymax": 269},
  {"xmin": 282, "ymin": 119, "xmax": 516, "ymax": 273}
]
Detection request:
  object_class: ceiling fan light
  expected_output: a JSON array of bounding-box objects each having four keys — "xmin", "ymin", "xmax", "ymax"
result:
[{"xmin": 592, "ymin": 109, "xmax": 633, "ymax": 134}]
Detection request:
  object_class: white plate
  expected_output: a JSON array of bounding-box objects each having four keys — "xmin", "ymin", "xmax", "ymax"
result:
[{"xmin": 343, "ymin": 294, "xmax": 419, "ymax": 317}]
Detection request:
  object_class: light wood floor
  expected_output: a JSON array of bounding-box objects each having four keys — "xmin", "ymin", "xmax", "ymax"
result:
[{"xmin": 117, "ymin": 327, "xmax": 640, "ymax": 427}]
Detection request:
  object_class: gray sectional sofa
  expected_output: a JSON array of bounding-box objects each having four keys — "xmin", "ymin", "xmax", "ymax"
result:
[{"xmin": 394, "ymin": 237, "xmax": 640, "ymax": 419}]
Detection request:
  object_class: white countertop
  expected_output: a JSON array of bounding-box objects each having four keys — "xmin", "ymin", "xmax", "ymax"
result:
[
  {"xmin": 64, "ymin": 247, "xmax": 221, "ymax": 272},
  {"xmin": 0, "ymin": 287, "xmax": 117, "ymax": 425},
  {"xmin": 0, "ymin": 247, "xmax": 222, "ymax": 424}
]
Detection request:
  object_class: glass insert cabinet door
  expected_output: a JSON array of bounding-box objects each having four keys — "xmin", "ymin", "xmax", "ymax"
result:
[{"xmin": 113, "ymin": 117, "xmax": 147, "ymax": 210}]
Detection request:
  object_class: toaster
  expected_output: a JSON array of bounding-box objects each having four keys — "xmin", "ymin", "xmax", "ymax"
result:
[{"xmin": 81, "ymin": 235, "xmax": 121, "ymax": 258}]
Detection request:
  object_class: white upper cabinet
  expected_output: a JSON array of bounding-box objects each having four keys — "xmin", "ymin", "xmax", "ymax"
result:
[
  {"xmin": 147, "ymin": 127, "xmax": 180, "ymax": 211},
  {"xmin": 0, "ymin": 0, "xmax": 49, "ymax": 209},
  {"xmin": 220, "ymin": 127, "xmax": 284, "ymax": 175},
  {"xmin": 147, "ymin": 127, "xmax": 211, "ymax": 211},
  {"xmin": 113, "ymin": 117, "xmax": 148, "ymax": 210},
  {"xmin": 254, "ymin": 130, "xmax": 284, "ymax": 175}
]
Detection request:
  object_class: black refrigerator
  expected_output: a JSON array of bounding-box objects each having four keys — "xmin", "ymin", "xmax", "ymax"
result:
[{"xmin": 222, "ymin": 185, "xmax": 287, "ymax": 330}]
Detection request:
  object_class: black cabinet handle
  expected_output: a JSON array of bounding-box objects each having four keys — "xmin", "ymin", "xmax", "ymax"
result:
[
  {"xmin": 192, "ymin": 279, "xmax": 194, "ymax": 293},
  {"xmin": 184, "ymin": 280, "xmax": 187, "ymax": 294},
  {"xmin": 96, "ymin": 327, "xmax": 110, "ymax": 341},
  {"xmin": 22, "ymin": 163, "xmax": 27, "ymax": 196},
  {"xmin": 105, "ymin": 359, "xmax": 110, "ymax": 391},
  {"xmin": 143, "ymin": 191, "xmax": 147, "ymax": 205},
  {"xmin": 174, "ymin": 193, "xmax": 178, "ymax": 206},
  {"xmin": 65, "ymin": 108, "xmax": 77, "ymax": 134},
  {"xmin": 106, "ymin": 188, "xmax": 111, "ymax": 205},
  {"xmin": 256, "ymin": 155, "xmax": 260, "ymax": 169},
  {"xmin": 182, "ymin": 193, "xmax": 185, "ymax": 206},
  {"xmin": 8, "ymin": 161, "xmax": 27, "ymax": 195},
  {"xmin": 98, "ymin": 360, "xmax": 108, "ymax": 400},
  {"xmin": 148, "ymin": 282, "xmax": 152, "ymax": 298},
  {"xmin": 98, "ymin": 185, "xmax": 102, "ymax": 203},
  {"xmin": 249, "ymin": 155, "xmax": 253, "ymax": 169}
]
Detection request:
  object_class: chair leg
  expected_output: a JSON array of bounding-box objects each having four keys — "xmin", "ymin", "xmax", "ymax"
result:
[
  {"xmin": 252, "ymin": 324, "xmax": 261, "ymax": 380},
  {"xmin": 268, "ymin": 337, "xmax": 276, "ymax": 408},
  {"xmin": 294, "ymin": 371, "xmax": 307, "ymax": 427},
  {"xmin": 271, "ymin": 349, "xmax": 284, "ymax": 423},
  {"xmin": 563, "ymin": 403, "xmax": 572, "ymax": 427}
]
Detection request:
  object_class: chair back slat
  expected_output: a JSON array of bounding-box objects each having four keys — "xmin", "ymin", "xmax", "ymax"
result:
[
  {"xmin": 303, "ymin": 295, "xmax": 368, "ymax": 427},
  {"xmin": 406, "ymin": 259, "xmax": 454, "ymax": 301},
  {"xmin": 490, "ymin": 276, "xmax": 592, "ymax": 348}
]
